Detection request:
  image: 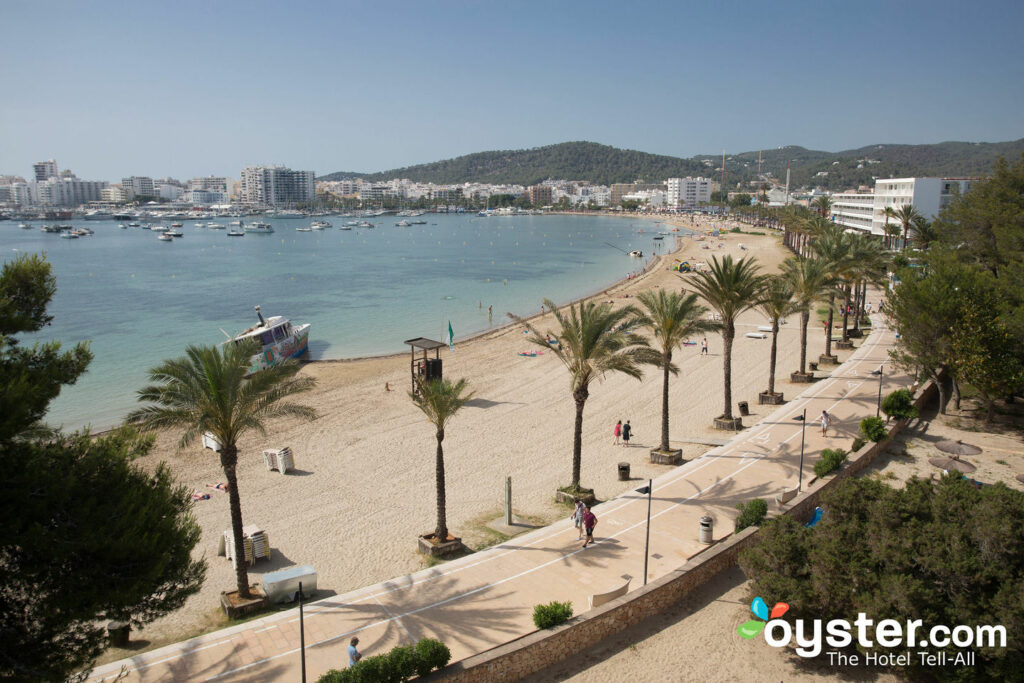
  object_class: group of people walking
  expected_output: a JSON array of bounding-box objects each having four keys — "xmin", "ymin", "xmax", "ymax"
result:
[
  {"xmin": 612, "ymin": 419, "xmax": 633, "ymax": 446},
  {"xmin": 571, "ymin": 498, "xmax": 598, "ymax": 548}
]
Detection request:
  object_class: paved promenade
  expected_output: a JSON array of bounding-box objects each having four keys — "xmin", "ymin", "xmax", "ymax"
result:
[{"xmin": 91, "ymin": 317, "xmax": 907, "ymax": 682}]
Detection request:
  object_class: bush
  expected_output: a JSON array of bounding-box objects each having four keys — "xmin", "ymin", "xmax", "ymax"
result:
[
  {"xmin": 533, "ymin": 600, "xmax": 574, "ymax": 629},
  {"xmin": 881, "ymin": 388, "xmax": 919, "ymax": 421},
  {"xmin": 735, "ymin": 498, "xmax": 769, "ymax": 531},
  {"xmin": 414, "ymin": 638, "xmax": 450, "ymax": 676},
  {"xmin": 316, "ymin": 638, "xmax": 451, "ymax": 683},
  {"xmin": 859, "ymin": 416, "xmax": 888, "ymax": 442},
  {"xmin": 851, "ymin": 436, "xmax": 867, "ymax": 452},
  {"xmin": 814, "ymin": 448, "xmax": 848, "ymax": 477}
]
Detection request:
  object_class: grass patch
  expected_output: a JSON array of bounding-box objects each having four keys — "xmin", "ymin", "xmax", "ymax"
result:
[{"xmin": 996, "ymin": 459, "xmax": 1009, "ymax": 466}]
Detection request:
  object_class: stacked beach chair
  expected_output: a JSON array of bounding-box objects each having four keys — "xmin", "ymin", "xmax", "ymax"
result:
[
  {"xmin": 262, "ymin": 447, "xmax": 293, "ymax": 474},
  {"xmin": 223, "ymin": 524, "xmax": 271, "ymax": 565}
]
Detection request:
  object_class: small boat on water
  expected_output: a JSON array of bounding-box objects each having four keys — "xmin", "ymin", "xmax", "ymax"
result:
[
  {"xmin": 151, "ymin": 225, "xmax": 168, "ymax": 232},
  {"xmin": 119, "ymin": 224, "xmax": 128, "ymax": 229},
  {"xmin": 411, "ymin": 220, "xmax": 427, "ymax": 225},
  {"xmin": 129, "ymin": 222, "xmax": 141, "ymax": 227},
  {"xmin": 357, "ymin": 221, "xmax": 374, "ymax": 228},
  {"xmin": 296, "ymin": 227, "xmax": 313, "ymax": 232},
  {"xmin": 244, "ymin": 221, "xmax": 274, "ymax": 234},
  {"xmin": 165, "ymin": 228, "xmax": 184, "ymax": 237},
  {"xmin": 629, "ymin": 250, "xmax": 644, "ymax": 257},
  {"xmin": 59, "ymin": 230, "xmax": 79, "ymax": 239},
  {"xmin": 224, "ymin": 306, "xmax": 311, "ymax": 375},
  {"xmin": 310, "ymin": 220, "xmax": 331, "ymax": 229},
  {"xmin": 395, "ymin": 220, "xmax": 411, "ymax": 227},
  {"xmin": 171, "ymin": 222, "xmax": 183, "ymax": 228},
  {"xmin": 207, "ymin": 223, "xmax": 226, "ymax": 229},
  {"xmin": 226, "ymin": 228, "xmax": 244, "ymax": 237},
  {"xmin": 193, "ymin": 222, "xmax": 205, "ymax": 228},
  {"xmin": 19, "ymin": 223, "xmax": 31, "ymax": 229},
  {"xmin": 158, "ymin": 233, "xmax": 173, "ymax": 242}
]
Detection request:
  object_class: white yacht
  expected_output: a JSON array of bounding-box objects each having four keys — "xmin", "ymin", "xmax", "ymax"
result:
[
  {"xmin": 244, "ymin": 221, "xmax": 274, "ymax": 234},
  {"xmin": 157, "ymin": 233, "xmax": 173, "ymax": 242},
  {"xmin": 310, "ymin": 220, "xmax": 331, "ymax": 229}
]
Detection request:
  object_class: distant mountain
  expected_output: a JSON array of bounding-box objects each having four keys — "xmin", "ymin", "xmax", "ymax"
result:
[
  {"xmin": 320, "ymin": 138, "xmax": 1024, "ymax": 190},
  {"xmin": 319, "ymin": 142, "xmax": 706, "ymax": 185}
]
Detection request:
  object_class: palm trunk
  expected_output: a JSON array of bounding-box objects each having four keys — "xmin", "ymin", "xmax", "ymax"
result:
[
  {"xmin": 435, "ymin": 429, "xmax": 448, "ymax": 540},
  {"xmin": 931, "ymin": 370, "xmax": 947, "ymax": 415},
  {"xmin": 841, "ymin": 284, "xmax": 851, "ymax": 342},
  {"xmin": 853, "ymin": 281, "xmax": 863, "ymax": 331},
  {"xmin": 660, "ymin": 352, "xmax": 671, "ymax": 452},
  {"xmin": 768, "ymin": 321, "xmax": 779, "ymax": 394},
  {"xmin": 952, "ymin": 377, "xmax": 961, "ymax": 411},
  {"xmin": 221, "ymin": 446, "xmax": 251, "ymax": 599},
  {"xmin": 571, "ymin": 387, "xmax": 589, "ymax": 489},
  {"xmin": 799, "ymin": 310, "xmax": 809, "ymax": 374},
  {"xmin": 902, "ymin": 224, "xmax": 909, "ymax": 251},
  {"xmin": 722, "ymin": 322, "xmax": 735, "ymax": 419},
  {"xmin": 824, "ymin": 293, "xmax": 835, "ymax": 357}
]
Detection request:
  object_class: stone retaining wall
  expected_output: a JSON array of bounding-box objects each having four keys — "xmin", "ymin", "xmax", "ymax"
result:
[{"xmin": 433, "ymin": 380, "xmax": 937, "ymax": 682}]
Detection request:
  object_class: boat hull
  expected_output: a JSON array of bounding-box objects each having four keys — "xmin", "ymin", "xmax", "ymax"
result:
[{"xmin": 246, "ymin": 324, "xmax": 310, "ymax": 374}]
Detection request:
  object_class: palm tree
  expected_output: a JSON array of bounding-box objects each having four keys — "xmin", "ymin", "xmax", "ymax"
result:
[
  {"xmin": 410, "ymin": 378, "xmax": 474, "ymax": 544},
  {"xmin": 688, "ymin": 256, "xmax": 766, "ymax": 424},
  {"xmin": 811, "ymin": 223, "xmax": 852, "ymax": 360},
  {"xmin": 910, "ymin": 215, "xmax": 937, "ymax": 251},
  {"xmin": 756, "ymin": 277, "xmax": 798, "ymax": 398},
  {"xmin": 812, "ymin": 195, "xmax": 833, "ymax": 219},
  {"xmin": 895, "ymin": 204, "xmax": 923, "ymax": 251},
  {"xmin": 782, "ymin": 256, "xmax": 835, "ymax": 376},
  {"xmin": 880, "ymin": 206, "xmax": 897, "ymax": 250},
  {"xmin": 510, "ymin": 299, "xmax": 655, "ymax": 490},
  {"xmin": 634, "ymin": 289, "xmax": 714, "ymax": 452},
  {"xmin": 127, "ymin": 342, "xmax": 316, "ymax": 599}
]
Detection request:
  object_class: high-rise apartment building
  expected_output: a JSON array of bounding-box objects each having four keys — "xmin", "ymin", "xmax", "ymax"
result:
[
  {"xmin": 526, "ymin": 185, "xmax": 552, "ymax": 206},
  {"xmin": 122, "ymin": 176, "xmax": 156, "ymax": 198},
  {"xmin": 240, "ymin": 165, "xmax": 315, "ymax": 206},
  {"xmin": 666, "ymin": 177, "xmax": 712, "ymax": 208},
  {"xmin": 831, "ymin": 177, "xmax": 975, "ymax": 236},
  {"xmin": 34, "ymin": 159, "xmax": 59, "ymax": 181},
  {"xmin": 189, "ymin": 176, "xmax": 236, "ymax": 196}
]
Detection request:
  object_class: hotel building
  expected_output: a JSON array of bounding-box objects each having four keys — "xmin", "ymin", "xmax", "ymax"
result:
[
  {"xmin": 831, "ymin": 177, "xmax": 975, "ymax": 236},
  {"xmin": 241, "ymin": 165, "xmax": 315, "ymax": 206},
  {"xmin": 666, "ymin": 177, "xmax": 712, "ymax": 208}
]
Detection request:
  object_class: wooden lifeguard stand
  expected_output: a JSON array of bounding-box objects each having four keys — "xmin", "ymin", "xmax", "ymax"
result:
[{"xmin": 404, "ymin": 337, "xmax": 446, "ymax": 394}]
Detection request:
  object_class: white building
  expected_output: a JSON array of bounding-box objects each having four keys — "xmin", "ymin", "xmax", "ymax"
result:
[
  {"xmin": 34, "ymin": 159, "xmax": 59, "ymax": 181},
  {"xmin": 240, "ymin": 165, "xmax": 315, "ymax": 206},
  {"xmin": 831, "ymin": 177, "xmax": 975, "ymax": 236},
  {"xmin": 186, "ymin": 189, "xmax": 228, "ymax": 205},
  {"xmin": 622, "ymin": 190, "xmax": 666, "ymax": 208},
  {"xmin": 666, "ymin": 177, "xmax": 712, "ymax": 208},
  {"xmin": 189, "ymin": 176, "xmax": 236, "ymax": 196},
  {"xmin": 31, "ymin": 176, "xmax": 108, "ymax": 207},
  {"xmin": 157, "ymin": 184, "xmax": 184, "ymax": 201},
  {"xmin": 122, "ymin": 176, "xmax": 156, "ymax": 198},
  {"xmin": 101, "ymin": 186, "xmax": 132, "ymax": 203}
]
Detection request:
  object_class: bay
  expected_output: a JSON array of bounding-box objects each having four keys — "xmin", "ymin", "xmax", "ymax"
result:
[{"xmin": 3, "ymin": 213, "xmax": 674, "ymax": 429}]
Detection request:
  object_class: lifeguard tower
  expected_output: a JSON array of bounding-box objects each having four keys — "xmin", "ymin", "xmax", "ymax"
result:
[{"xmin": 404, "ymin": 337, "xmax": 446, "ymax": 394}]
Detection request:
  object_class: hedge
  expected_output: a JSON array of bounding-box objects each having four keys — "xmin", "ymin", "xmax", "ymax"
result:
[
  {"xmin": 316, "ymin": 638, "xmax": 450, "ymax": 683},
  {"xmin": 533, "ymin": 600, "xmax": 573, "ymax": 629},
  {"xmin": 814, "ymin": 448, "xmax": 848, "ymax": 477},
  {"xmin": 735, "ymin": 498, "xmax": 768, "ymax": 531}
]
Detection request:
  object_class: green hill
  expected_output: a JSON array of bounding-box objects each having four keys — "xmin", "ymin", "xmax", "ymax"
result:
[{"xmin": 320, "ymin": 139, "xmax": 1024, "ymax": 190}]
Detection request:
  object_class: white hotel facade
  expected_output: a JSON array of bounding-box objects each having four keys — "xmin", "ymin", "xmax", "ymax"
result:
[
  {"xmin": 666, "ymin": 177, "xmax": 712, "ymax": 208},
  {"xmin": 831, "ymin": 177, "xmax": 974, "ymax": 236}
]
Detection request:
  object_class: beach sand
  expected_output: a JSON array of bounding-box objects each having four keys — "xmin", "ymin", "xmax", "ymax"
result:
[{"xmin": 102, "ymin": 215, "xmax": 841, "ymax": 659}]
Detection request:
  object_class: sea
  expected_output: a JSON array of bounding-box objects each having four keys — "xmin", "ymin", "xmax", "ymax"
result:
[{"xmin": 3, "ymin": 213, "xmax": 676, "ymax": 430}]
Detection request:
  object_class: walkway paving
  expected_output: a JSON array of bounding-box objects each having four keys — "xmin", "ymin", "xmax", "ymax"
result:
[{"xmin": 90, "ymin": 318, "xmax": 907, "ymax": 682}]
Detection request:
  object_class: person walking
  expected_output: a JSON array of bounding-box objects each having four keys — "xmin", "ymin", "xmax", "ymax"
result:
[
  {"xmin": 613, "ymin": 420, "xmax": 622, "ymax": 445},
  {"xmin": 820, "ymin": 410, "xmax": 830, "ymax": 437},
  {"xmin": 621, "ymin": 420, "xmax": 632, "ymax": 447},
  {"xmin": 700, "ymin": 338, "xmax": 708, "ymax": 356},
  {"xmin": 581, "ymin": 507, "xmax": 598, "ymax": 548},
  {"xmin": 348, "ymin": 637, "xmax": 362, "ymax": 668},
  {"xmin": 570, "ymin": 499, "xmax": 586, "ymax": 540}
]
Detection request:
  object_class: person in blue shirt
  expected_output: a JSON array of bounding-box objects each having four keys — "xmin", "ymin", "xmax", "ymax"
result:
[{"xmin": 348, "ymin": 637, "xmax": 362, "ymax": 667}]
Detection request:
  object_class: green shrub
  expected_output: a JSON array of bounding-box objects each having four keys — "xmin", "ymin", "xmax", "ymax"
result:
[
  {"xmin": 851, "ymin": 436, "xmax": 867, "ymax": 452},
  {"xmin": 414, "ymin": 638, "xmax": 450, "ymax": 676},
  {"xmin": 814, "ymin": 448, "xmax": 848, "ymax": 477},
  {"xmin": 533, "ymin": 600, "xmax": 574, "ymax": 629},
  {"xmin": 859, "ymin": 416, "xmax": 888, "ymax": 442},
  {"xmin": 316, "ymin": 638, "xmax": 451, "ymax": 683},
  {"xmin": 735, "ymin": 498, "xmax": 769, "ymax": 531},
  {"xmin": 881, "ymin": 389, "xmax": 919, "ymax": 421}
]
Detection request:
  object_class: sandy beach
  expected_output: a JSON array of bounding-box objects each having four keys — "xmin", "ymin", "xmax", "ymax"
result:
[{"xmin": 102, "ymin": 215, "xmax": 827, "ymax": 658}]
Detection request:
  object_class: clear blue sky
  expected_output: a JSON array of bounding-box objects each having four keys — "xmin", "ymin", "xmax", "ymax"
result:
[{"xmin": 3, "ymin": 0, "xmax": 1022, "ymax": 181}]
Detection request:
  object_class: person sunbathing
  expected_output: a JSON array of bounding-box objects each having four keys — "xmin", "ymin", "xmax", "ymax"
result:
[{"xmin": 206, "ymin": 482, "xmax": 229, "ymax": 492}]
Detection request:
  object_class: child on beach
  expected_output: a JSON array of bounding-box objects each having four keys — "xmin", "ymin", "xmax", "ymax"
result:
[
  {"xmin": 582, "ymin": 508, "xmax": 598, "ymax": 548},
  {"xmin": 613, "ymin": 420, "xmax": 622, "ymax": 445},
  {"xmin": 570, "ymin": 499, "xmax": 586, "ymax": 540}
]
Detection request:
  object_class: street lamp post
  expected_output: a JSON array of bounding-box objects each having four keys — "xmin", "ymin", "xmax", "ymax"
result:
[
  {"xmin": 794, "ymin": 410, "xmax": 807, "ymax": 492},
  {"xmin": 636, "ymin": 480, "xmax": 653, "ymax": 586},
  {"xmin": 876, "ymin": 364, "xmax": 885, "ymax": 417},
  {"xmin": 298, "ymin": 581, "xmax": 307, "ymax": 683}
]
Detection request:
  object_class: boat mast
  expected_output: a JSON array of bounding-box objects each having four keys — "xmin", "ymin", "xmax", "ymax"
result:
[{"xmin": 255, "ymin": 305, "xmax": 266, "ymax": 326}]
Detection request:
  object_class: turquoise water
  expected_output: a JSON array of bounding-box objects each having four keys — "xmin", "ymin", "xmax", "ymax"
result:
[{"xmin": 3, "ymin": 214, "xmax": 672, "ymax": 429}]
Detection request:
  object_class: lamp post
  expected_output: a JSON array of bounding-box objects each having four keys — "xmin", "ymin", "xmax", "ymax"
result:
[
  {"xmin": 875, "ymin": 364, "xmax": 885, "ymax": 417},
  {"xmin": 636, "ymin": 480, "xmax": 653, "ymax": 586},
  {"xmin": 298, "ymin": 581, "xmax": 307, "ymax": 683},
  {"xmin": 794, "ymin": 410, "xmax": 807, "ymax": 492}
]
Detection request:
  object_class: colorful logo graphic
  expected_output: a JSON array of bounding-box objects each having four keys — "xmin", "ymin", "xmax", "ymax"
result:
[{"xmin": 738, "ymin": 596, "xmax": 789, "ymax": 639}]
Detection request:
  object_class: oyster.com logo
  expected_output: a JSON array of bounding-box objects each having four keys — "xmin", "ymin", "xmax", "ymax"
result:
[{"xmin": 737, "ymin": 596, "xmax": 789, "ymax": 639}]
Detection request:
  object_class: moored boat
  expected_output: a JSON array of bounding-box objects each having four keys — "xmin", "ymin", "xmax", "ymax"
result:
[{"xmin": 244, "ymin": 221, "xmax": 274, "ymax": 234}]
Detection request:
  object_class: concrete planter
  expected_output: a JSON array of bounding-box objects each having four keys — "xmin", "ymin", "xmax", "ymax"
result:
[
  {"xmin": 220, "ymin": 584, "xmax": 268, "ymax": 620},
  {"xmin": 418, "ymin": 533, "xmax": 465, "ymax": 557},
  {"xmin": 555, "ymin": 487, "xmax": 596, "ymax": 506},
  {"xmin": 649, "ymin": 448, "xmax": 683, "ymax": 465},
  {"xmin": 790, "ymin": 371, "xmax": 815, "ymax": 383},
  {"xmin": 847, "ymin": 329, "xmax": 864, "ymax": 338},
  {"xmin": 758, "ymin": 391, "xmax": 785, "ymax": 405},
  {"xmin": 834, "ymin": 340, "xmax": 854, "ymax": 350},
  {"xmin": 818, "ymin": 354, "xmax": 839, "ymax": 366},
  {"xmin": 713, "ymin": 416, "xmax": 743, "ymax": 431}
]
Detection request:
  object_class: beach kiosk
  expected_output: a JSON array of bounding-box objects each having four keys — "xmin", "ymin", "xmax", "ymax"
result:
[{"xmin": 404, "ymin": 337, "xmax": 445, "ymax": 394}]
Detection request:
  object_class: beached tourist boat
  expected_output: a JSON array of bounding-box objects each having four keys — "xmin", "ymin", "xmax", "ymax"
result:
[{"xmin": 226, "ymin": 306, "xmax": 310, "ymax": 375}]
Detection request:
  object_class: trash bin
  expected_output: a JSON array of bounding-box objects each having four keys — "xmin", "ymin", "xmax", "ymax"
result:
[
  {"xmin": 809, "ymin": 362, "xmax": 818, "ymax": 371},
  {"xmin": 699, "ymin": 515, "xmax": 714, "ymax": 544},
  {"xmin": 618, "ymin": 462, "xmax": 630, "ymax": 481},
  {"xmin": 107, "ymin": 621, "xmax": 130, "ymax": 647},
  {"xmin": 738, "ymin": 401, "xmax": 750, "ymax": 416}
]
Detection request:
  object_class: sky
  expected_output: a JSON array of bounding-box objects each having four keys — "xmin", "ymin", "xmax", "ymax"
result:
[{"xmin": 3, "ymin": 0, "xmax": 1023, "ymax": 181}]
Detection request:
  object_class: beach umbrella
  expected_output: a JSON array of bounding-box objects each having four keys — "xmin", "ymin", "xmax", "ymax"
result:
[
  {"xmin": 935, "ymin": 439, "xmax": 982, "ymax": 456},
  {"xmin": 929, "ymin": 456, "xmax": 976, "ymax": 474}
]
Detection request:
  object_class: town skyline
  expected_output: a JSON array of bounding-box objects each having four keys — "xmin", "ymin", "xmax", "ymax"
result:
[{"xmin": 3, "ymin": 0, "xmax": 1023, "ymax": 180}]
